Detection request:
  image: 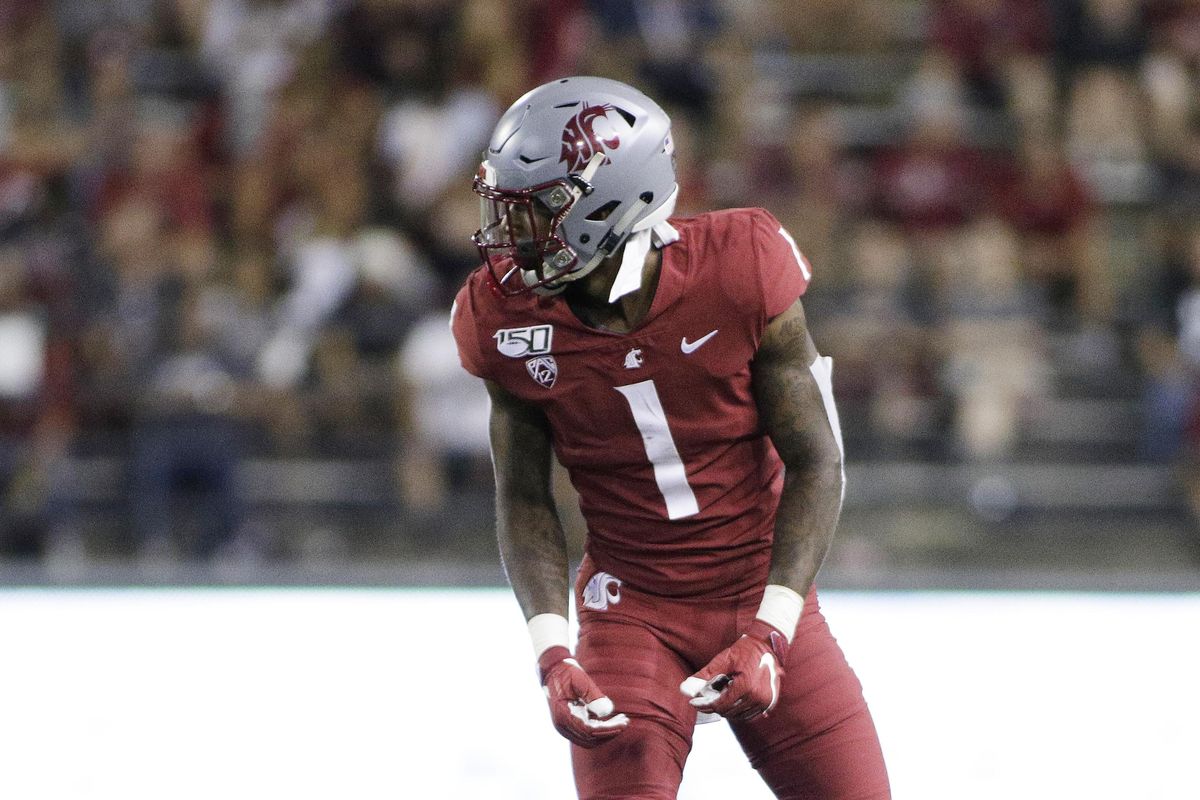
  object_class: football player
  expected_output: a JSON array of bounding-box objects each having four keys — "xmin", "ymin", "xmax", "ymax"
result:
[{"xmin": 452, "ymin": 76, "xmax": 890, "ymax": 799}]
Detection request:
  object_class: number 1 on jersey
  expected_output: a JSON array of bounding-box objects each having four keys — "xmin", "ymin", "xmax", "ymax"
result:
[{"xmin": 614, "ymin": 380, "xmax": 700, "ymax": 520}]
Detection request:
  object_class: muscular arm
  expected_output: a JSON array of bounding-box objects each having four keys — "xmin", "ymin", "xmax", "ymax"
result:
[
  {"xmin": 751, "ymin": 298, "xmax": 844, "ymax": 596},
  {"xmin": 680, "ymin": 300, "xmax": 842, "ymax": 715},
  {"xmin": 485, "ymin": 379, "xmax": 570, "ymax": 620},
  {"xmin": 486, "ymin": 379, "xmax": 629, "ymax": 742}
]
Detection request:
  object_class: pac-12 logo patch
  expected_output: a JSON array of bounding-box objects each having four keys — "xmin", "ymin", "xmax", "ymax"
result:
[
  {"xmin": 495, "ymin": 325, "xmax": 553, "ymax": 358},
  {"xmin": 582, "ymin": 571, "xmax": 622, "ymax": 611},
  {"xmin": 526, "ymin": 356, "xmax": 558, "ymax": 388}
]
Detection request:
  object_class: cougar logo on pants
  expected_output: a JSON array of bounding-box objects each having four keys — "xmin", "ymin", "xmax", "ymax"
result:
[{"xmin": 582, "ymin": 571, "xmax": 622, "ymax": 611}]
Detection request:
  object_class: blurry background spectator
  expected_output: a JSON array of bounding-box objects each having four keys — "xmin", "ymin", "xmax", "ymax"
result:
[
  {"xmin": 0, "ymin": 0, "xmax": 1197, "ymax": 576},
  {"xmin": 395, "ymin": 309, "xmax": 490, "ymax": 517}
]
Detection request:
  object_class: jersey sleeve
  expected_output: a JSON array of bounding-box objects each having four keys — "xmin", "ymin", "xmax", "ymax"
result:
[
  {"xmin": 450, "ymin": 281, "xmax": 491, "ymax": 380},
  {"xmin": 752, "ymin": 209, "xmax": 812, "ymax": 319}
]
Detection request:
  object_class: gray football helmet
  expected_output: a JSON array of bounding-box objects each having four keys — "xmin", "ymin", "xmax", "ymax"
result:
[{"xmin": 472, "ymin": 76, "xmax": 677, "ymax": 296}]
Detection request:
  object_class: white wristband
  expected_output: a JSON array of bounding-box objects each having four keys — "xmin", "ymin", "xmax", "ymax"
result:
[
  {"xmin": 755, "ymin": 584, "xmax": 803, "ymax": 644},
  {"xmin": 527, "ymin": 613, "xmax": 571, "ymax": 660}
]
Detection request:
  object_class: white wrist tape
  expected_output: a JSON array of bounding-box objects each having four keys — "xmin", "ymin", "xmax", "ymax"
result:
[
  {"xmin": 755, "ymin": 584, "xmax": 804, "ymax": 644},
  {"xmin": 527, "ymin": 613, "xmax": 571, "ymax": 660}
]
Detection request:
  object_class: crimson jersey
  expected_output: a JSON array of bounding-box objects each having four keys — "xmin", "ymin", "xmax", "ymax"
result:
[{"xmin": 452, "ymin": 208, "xmax": 811, "ymax": 598}]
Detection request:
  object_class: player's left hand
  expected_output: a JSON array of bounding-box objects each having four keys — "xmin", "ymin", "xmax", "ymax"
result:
[{"xmin": 679, "ymin": 619, "xmax": 788, "ymax": 722}]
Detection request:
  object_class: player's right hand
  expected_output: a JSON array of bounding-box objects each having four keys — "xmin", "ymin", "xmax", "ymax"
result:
[
  {"xmin": 538, "ymin": 645, "xmax": 629, "ymax": 747},
  {"xmin": 679, "ymin": 619, "xmax": 788, "ymax": 722}
]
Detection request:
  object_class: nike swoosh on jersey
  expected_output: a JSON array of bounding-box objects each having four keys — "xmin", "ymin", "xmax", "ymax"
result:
[{"xmin": 680, "ymin": 330, "xmax": 719, "ymax": 354}]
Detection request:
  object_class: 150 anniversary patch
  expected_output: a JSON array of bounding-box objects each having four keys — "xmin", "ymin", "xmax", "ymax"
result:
[{"xmin": 494, "ymin": 325, "xmax": 553, "ymax": 358}]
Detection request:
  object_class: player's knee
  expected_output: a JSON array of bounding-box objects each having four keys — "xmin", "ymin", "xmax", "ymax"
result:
[
  {"xmin": 752, "ymin": 710, "xmax": 890, "ymax": 800},
  {"xmin": 578, "ymin": 790, "xmax": 678, "ymax": 800},
  {"xmin": 572, "ymin": 717, "xmax": 689, "ymax": 800}
]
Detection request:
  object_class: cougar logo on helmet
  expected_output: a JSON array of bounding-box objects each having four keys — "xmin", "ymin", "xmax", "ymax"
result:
[{"xmin": 560, "ymin": 103, "xmax": 621, "ymax": 172}]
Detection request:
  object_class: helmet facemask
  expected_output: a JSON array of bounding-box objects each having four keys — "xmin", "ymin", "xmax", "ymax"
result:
[{"xmin": 472, "ymin": 175, "xmax": 582, "ymax": 296}]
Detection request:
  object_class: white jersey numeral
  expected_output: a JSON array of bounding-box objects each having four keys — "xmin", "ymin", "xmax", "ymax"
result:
[{"xmin": 614, "ymin": 379, "xmax": 699, "ymax": 520}]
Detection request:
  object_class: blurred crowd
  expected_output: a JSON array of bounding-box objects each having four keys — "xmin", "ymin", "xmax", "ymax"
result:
[{"xmin": 1, "ymin": 0, "xmax": 1199, "ymax": 563}]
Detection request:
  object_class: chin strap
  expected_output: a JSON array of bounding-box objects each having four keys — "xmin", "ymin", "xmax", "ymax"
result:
[
  {"xmin": 607, "ymin": 187, "xmax": 680, "ymax": 303},
  {"xmin": 538, "ymin": 180, "xmax": 679, "ymax": 298},
  {"xmin": 526, "ymin": 153, "xmax": 609, "ymax": 297}
]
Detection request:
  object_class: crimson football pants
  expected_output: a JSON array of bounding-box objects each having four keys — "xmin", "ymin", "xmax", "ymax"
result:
[{"xmin": 570, "ymin": 564, "xmax": 891, "ymax": 799}]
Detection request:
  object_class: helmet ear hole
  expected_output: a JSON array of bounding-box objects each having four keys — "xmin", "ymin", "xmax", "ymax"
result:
[
  {"xmin": 586, "ymin": 200, "xmax": 621, "ymax": 221},
  {"xmin": 611, "ymin": 106, "xmax": 636, "ymax": 126}
]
